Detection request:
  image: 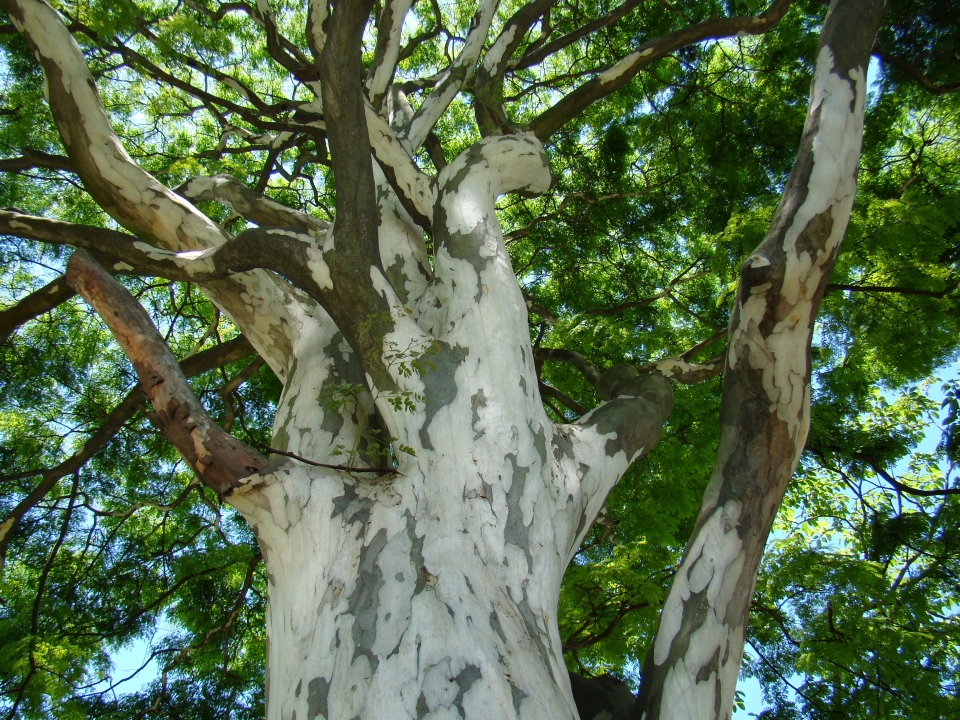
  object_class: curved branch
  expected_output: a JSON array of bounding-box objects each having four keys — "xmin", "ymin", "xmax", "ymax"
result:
[
  {"xmin": 176, "ymin": 174, "xmax": 331, "ymax": 232},
  {"xmin": 873, "ymin": 45, "xmax": 960, "ymax": 96},
  {"xmin": 0, "ymin": 334, "xmax": 254, "ymax": 564},
  {"xmin": 0, "ymin": 274, "xmax": 77, "ymax": 342},
  {"xmin": 66, "ymin": 249, "xmax": 266, "ymax": 495},
  {"xmin": 403, "ymin": 0, "xmax": 501, "ymax": 149},
  {"xmin": 529, "ymin": 0, "xmax": 795, "ymax": 140},
  {"xmin": 636, "ymin": 2, "xmax": 884, "ymax": 717},
  {"xmin": 0, "ymin": 148, "xmax": 73, "ymax": 173}
]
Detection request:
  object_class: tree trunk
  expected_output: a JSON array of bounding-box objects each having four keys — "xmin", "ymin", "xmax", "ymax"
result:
[
  {"xmin": 633, "ymin": 1, "xmax": 884, "ymax": 718},
  {"xmin": 231, "ymin": 377, "xmax": 671, "ymax": 720},
  {"xmin": 215, "ymin": 132, "xmax": 675, "ymax": 720}
]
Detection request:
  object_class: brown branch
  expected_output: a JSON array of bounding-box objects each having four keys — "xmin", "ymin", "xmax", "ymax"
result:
[
  {"xmin": 539, "ymin": 381, "xmax": 588, "ymax": 417},
  {"xmin": 0, "ymin": 148, "xmax": 74, "ymax": 173},
  {"xmin": 511, "ymin": 0, "xmax": 645, "ymax": 71},
  {"xmin": 66, "ymin": 249, "xmax": 266, "ymax": 494},
  {"xmin": 0, "ymin": 274, "xmax": 77, "ymax": 343},
  {"xmin": 0, "ymin": 334, "xmax": 254, "ymax": 564},
  {"xmin": 826, "ymin": 282, "xmax": 957, "ymax": 298},
  {"xmin": 535, "ymin": 347, "xmax": 602, "ymax": 386},
  {"xmin": 584, "ymin": 270, "xmax": 708, "ymax": 316},
  {"xmin": 258, "ymin": 446, "xmax": 399, "ymax": 475},
  {"xmin": 873, "ymin": 46, "xmax": 960, "ymax": 96},
  {"xmin": 529, "ymin": 0, "xmax": 795, "ymax": 140}
]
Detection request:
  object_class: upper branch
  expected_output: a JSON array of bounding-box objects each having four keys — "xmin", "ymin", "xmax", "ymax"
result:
[
  {"xmin": 473, "ymin": 0, "xmax": 554, "ymax": 136},
  {"xmin": 66, "ymin": 249, "xmax": 266, "ymax": 495},
  {"xmin": 528, "ymin": 0, "xmax": 795, "ymax": 140},
  {"xmin": 366, "ymin": 0, "xmax": 415, "ymax": 110},
  {"xmin": 403, "ymin": 0, "xmax": 501, "ymax": 149}
]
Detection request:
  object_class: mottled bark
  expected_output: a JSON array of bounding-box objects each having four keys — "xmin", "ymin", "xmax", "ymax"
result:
[{"xmin": 634, "ymin": 2, "xmax": 884, "ymax": 719}]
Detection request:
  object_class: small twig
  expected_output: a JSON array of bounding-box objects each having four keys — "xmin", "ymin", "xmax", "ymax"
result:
[{"xmin": 258, "ymin": 446, "xmax": 400, "ymax": 475}]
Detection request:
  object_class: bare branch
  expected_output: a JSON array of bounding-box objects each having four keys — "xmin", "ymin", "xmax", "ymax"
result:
[
  {"xmin": 66, "ymin": 249, "xmax": 266, "ymax": 494},
  {"xmin": 529, "ymin": 0, "xmax": 795, "ymax": 140},
  {"xmin": 0, "ymin": 274, "xmax": 77, "ymax": 342},
  {"xmin": 0, "ymin": 335, "xmax": 254, "ymax": 563},
  {"xmin": 0, "ymin": 148, "xmax": 73, "ymax": 173},
  {"xmin": 176, "ymin": 174, "xmax": 330, "ymax": 232},
  {"xmin": 510, "ymin": 0, "xmax": 644, "ymax": 71},
  {"xmin": 539, "ymin": 381, "xmax": 587, "ymax": 416},
  {"xmin": 535, "ymin": 347, "xmax": 602, "ymax": 386},
  {"xmin": 873, "ymin": 45, "xmax": 960, "ymax": 96},
  {"xmin": 403, "ymin": 0, "xmax": 501, "ymax": 148}
]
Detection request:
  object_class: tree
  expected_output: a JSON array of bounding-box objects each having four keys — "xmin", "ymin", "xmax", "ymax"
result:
[{"xmin": 0, "ymin": 0, "xmax": 957, "ymax": 718}]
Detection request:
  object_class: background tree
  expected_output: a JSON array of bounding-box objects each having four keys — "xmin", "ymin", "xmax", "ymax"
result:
[{"xmin": 0, "ymin": 0, "xmax": 956, "ymax": 719}]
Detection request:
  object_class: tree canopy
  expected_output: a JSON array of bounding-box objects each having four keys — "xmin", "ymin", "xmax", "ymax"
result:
[{"xmin": 0, "ymin": 0, "xmax": 958, "ymax": 718}]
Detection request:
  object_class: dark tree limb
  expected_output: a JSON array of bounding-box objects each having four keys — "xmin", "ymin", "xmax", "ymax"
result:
[
  {"xmin": 176, "ymin": 174, "xmax": 331, "ymax": 232},
  {"xmin": 66, "ymin": 249, "xmax": 266, "ymax": 494},
  {"xmin": 0, "ymin": 334, "xmax": 254, "ymax": 565},
  {"xmin": 314, "ymin": 0, "xmax": 401, "ymax": 390},
  {"xmin": 539, "ymin": 381, "xmax": 588, "ymax": 417},
  {"xmin": 535, "ymin": 347, "xmax": 602, "ymax": 386},
  {"xmin": 873, "ymin": 46, "xmax": 960, "ymax": 96},
  {"xmin": 0, "ymin": 148, "xmax": 74, "ymax": 173},
  {"xmin": 529, "ymin": 0, "xmax": 795, "ymax": 140},
  {"xmin": 511, "ymin": 0, "xmax": 644, "ymax": 71},
  {"xmin": 0, "ymin": 274, "xmax": 77, "ymax": 343},
  {"xmin": 826, "ymin": 282, "xmax": 957, "ymax": 298}
]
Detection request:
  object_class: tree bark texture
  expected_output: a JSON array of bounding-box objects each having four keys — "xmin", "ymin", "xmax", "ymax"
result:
[{"xmin": 634, "ymin": 1, "xmax": 884, "ymax": 718}]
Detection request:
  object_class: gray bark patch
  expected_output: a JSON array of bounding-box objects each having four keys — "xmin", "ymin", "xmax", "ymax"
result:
[
  {"xmin": 307, "ymin": 676, "xmax": 329, "ymax": 719},
  {"xmin": 471, "ymin": 390, "xmax": 487, "ymax": 440},
  {"xmin": 489, "ymin": 610, "xmax": 507, "ymax": 643},
  {"xmin": 347, "ymin": 528, "xmax": 388, "ymax": 673},
  {"xmin": 331, "ymin": 482, "xmax": 374, "ymax": 526},
  {"xmin": 510, "ymin": 683, "xmax": 528, "ymax": 714},
  {"xmin": 405, "ymin": 510, "xmax": 428, "ymax": 595},
  {"xmin": 418, "ymin": 342, "xmax": 469, "ymax": 449},
  {"xmin": 508, "ymin": 587, "xmax": 555, "ymax": 681},
  {"xmin": 504, "ymin": 453, "xmax": 533, "ymax": 571},
  {"xmin": 453, "ymin": 664, "xmax": 482, "ymax": 718}
]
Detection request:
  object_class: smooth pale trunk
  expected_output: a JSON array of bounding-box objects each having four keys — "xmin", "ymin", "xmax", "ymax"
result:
[{"xmin": 232, "ymin": 442, "xmax": 595, "ymax": 720}]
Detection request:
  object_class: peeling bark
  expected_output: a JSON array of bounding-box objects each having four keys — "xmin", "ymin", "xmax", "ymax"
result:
[{"xmin": 634, "ymin": 2, "xmax": 884, "ymax": 718}]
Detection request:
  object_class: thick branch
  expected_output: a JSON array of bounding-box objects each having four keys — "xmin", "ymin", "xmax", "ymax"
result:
[
  {"xmin": 511, "ymin": 0, "xmax": 644, "ymax": 71},
  {"xmin": 317, "ymin": 0, "xmax": 398, "ymax": 389},
  {"xmin": 403, "ymin": 0, "xmax": 500, "ymax": 149},
  {"xmin": 66, "ymin": 249, "xmax": 266, "ymax": 495},
  {"xmin": 535, "ymin": 347, "xmax": 602, "ymax": 386},
  {"xmin": 0, "ymin": 148, "xmax": 73, "ymax": 173},
  {"xmin": 0, "ymin": 335, "xmax": 254, "ymax": 563},
  {"xmin": 873, "ymin": 46, "xmax": 960, "ymax": 96},
  {"xmin": 176, "ymin": 174, "xmax": 330, "ymax": 232},
  {"xmin": 635, "ymin": 2, "xmax": 884, "ymax": 717},
  {"xmin": 0, "ymin": 274, "xmax": 76, "ymax": 342},
  {"xmin": 474, "ymin": 0, "xmax": 554, "ymax": 136},
  {"xmin": 529, "ymin": 0, "xmax": 794, "ymax": 140}
]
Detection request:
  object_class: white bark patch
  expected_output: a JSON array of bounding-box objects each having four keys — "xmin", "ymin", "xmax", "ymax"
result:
[
  {"xmin": 365, "ymin": 0, "xmax": 415, "ymax": 102},
  {"xmin": 598, "ymin": 46, "xmax": 653, "ymax": 84},
  {"xmin": 729, "ymin": 46, "xmax": 865, "ymax": 445},
  {"xmin": 482, "ymin": 24, "xmax": 518, "ymax": 74},
  {"xmin": 654, "ymin": 501, "xmax": 744, "ymax": 666}
]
